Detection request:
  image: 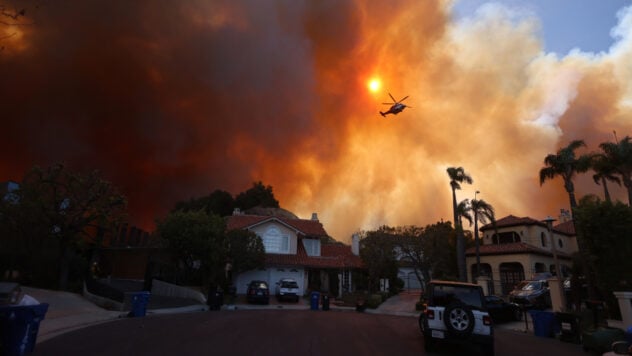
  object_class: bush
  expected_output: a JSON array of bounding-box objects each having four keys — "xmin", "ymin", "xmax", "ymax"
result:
[{"xmin": 367, "ymin": 294, "xmax": 383, "ymax": 309}]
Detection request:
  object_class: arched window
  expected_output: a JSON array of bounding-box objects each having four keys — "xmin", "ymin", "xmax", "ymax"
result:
[
  {"xmin": 262, "ymin": 226, "xmax": 289, "ymax": 253},
  {"xmin": 540, "ymin": 232, "xmax": 547, "ymax": 247}
]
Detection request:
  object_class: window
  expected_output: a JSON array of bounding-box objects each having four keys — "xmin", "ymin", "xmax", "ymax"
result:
[
  {"xmin": 303, "ymin": 238, "xmax": 321, "ymax": 256},
  {"xmin": 492, "ymin": 231, "xmax": 521, "ymax": 244},
  {"xmin": 540, "ymin": 232, "xmax": 547, "ymax": 247},
  {"xmin": 558, "ymin": 238, "xmax": 563, "ymax": 249},
  {"xmin": 262, "ymin": 226, "xmax": 289, "ymax": 253}
]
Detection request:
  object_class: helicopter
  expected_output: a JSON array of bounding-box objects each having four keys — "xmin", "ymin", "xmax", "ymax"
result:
[{"xmin": 380, "ymin": 93, "xmax": 411, "ymax": 117}]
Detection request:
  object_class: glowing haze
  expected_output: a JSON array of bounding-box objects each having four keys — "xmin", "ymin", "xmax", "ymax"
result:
[{"xmin": 1, "ymin": 1, "xmax": 631, "ymax": 242}]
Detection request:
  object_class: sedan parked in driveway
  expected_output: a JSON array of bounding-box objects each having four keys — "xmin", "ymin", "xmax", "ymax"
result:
[
  {"xmin": 246, "ymin": 280, "xmax": 270, "ymax": 304},
  {"xmin": 484, "ymin": 295, "xmax": 523, "ymax": 323}
]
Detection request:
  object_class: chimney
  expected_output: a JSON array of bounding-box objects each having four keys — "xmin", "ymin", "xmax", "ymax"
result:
[
  {"xmin": 311, "ymin": 212, "xmax": 318, "ymax": 221},
  {"xmin": 351, "ymin": 233, "xmax": 359, "ymax": 256}
]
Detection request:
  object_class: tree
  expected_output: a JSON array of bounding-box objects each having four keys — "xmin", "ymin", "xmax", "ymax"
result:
[
  {"xmin": 447, "ymin": 167, "xmax": 473, "ymax": 281},
  {"xmin": 4, "ymin": 163, "xmax": 127, "ymax": 290},
  {"xmin": 225, "ymin": 229, "xmax": 265, "ymax": 278},
  {"xmin": 591, "ymin": 152, "xmax": 621, "ymax": 203},
  {"xmin": 173, "ymin": 189, "xmax": 235, "ymax": 217},
  {"xmin": 394, "ymin": 222, "xmax": 457, "ymax": 290},
  {"xmin": 598, "ymin": 136, "xmax": 632, "ymax": 205},
  {"xmin": 234, "ymin": 181, "xmax": 280, "ymax": 210},
  {"xmin": 539, "ymin": 140, "xmax": 592, "ymax": 210},
  {"xmin": 468, "ymin": 199, "xmax": 495, "ymax": 280},
  {"xmin": 359, "ymin": 227, "xmax": 399, "ymax": 293},
  {"xmin": 156, "ymin": 210, "xmax": 227, "ymax": 290},
  {"xmin": 539, "ymin": 140, "xmax": 593, "ymax": 296},
  {"xmin": 573, "ymin": 195, "xmax": 632, "ymax": 318}
]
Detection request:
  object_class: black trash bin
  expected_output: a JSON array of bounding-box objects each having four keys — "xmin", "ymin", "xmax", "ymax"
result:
[
  {"xmin": 556, "ymin": 312, "xmax": 582, "ymax": 344},
  {"xmin": 0, "ymin": 303, "xmax": 49, "ymax": 356},
  {"xmin": 322, "ymin": 294, "xmax": 330, "ymax": 311},
  {"xmin": 207, "ymin": 290, "xmax": 224, "ymax": 311}
]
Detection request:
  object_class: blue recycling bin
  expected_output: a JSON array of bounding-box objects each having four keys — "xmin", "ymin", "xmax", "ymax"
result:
[
  {"xmin": 130, "ymin": 291, "xmax": 150, "ymax": 317},
  {"xmin": 310, "ymin": 291, "xmax": 320, "ymax": 310},
  {"xmin": 529, "ymin": 310, "xmax": 559, "ymax": 337},
  {"xmin": 0, "ymin": 303, "xmax": 49, "ymax": 356}
]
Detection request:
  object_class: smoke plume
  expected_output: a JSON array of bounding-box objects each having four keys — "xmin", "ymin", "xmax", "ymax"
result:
[{"xmin": 1, "ymin": 0, "xmax": 631, "ymax": 241}]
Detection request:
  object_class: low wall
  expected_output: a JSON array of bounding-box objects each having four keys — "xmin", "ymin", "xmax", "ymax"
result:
[{"xmin": 151, "ymin": 279, "xmax": 207, "ymax": 304}]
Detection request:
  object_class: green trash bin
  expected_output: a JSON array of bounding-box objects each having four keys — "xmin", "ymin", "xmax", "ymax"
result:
[{"xmin": 0, "ymin": 303, "xmax": 49, "ymax": 356}]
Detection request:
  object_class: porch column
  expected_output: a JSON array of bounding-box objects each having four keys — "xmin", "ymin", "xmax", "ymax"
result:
[
  {"xmin": 476, "ymin": 276, "xmax": 491, "ymax": 296},
  {"xmin": 547, "ymin": 277, "xmax": 565, "ymax": 312}
]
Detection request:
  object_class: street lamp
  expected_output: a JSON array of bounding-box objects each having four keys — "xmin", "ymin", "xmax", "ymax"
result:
[
  {"xmin": 543, "ymin": 215, "xmax": 566, "ymax": 311},
  {"xmin": 474, "ymin": 191, "xmax": 481, "ymax": 280}
]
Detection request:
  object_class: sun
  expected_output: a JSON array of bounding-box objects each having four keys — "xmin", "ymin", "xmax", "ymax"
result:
[{"xmin": 367, "ymin": 78, "xmax": 381, "ymax": 93}]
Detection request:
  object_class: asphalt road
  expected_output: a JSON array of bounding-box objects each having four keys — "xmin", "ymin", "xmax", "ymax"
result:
[{"xmin": 33, "ymin": 310, "xmax": 585, "ymax": 356}]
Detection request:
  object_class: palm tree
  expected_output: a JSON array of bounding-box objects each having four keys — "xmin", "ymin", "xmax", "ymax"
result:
[
  {"xmin": 447, "ymin": 167, "xmax": 473, "ymax": 282},
  {"xmin": 599, "ymin": 136, "xmax": 632, "ymax": 205},
  {"xmin": 539, "ymin": 140, "xmax": 592, "ymax": 210},
  {"xmin": 469, "ymin": 199, "xmax": 495, "ymax": 280},
  {"xmin": 591, "ymin": 153, "xmax": 621, "ymax": 203},
  {"xmin": 539, "ymin": 140, "xmax": 593, "ymax": 298}
]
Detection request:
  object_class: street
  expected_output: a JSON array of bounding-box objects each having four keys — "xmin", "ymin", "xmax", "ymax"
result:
[{"xmin": 34, "ymin": 309, "xmax": 585, "ymax": 356}]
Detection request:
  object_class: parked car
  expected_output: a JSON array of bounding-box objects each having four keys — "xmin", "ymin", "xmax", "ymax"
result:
[
  {"xmin": 508, "ymin": 279, "xmax": 551, "ymax": 309},
  {"xmin": 246, "ymin": 280, "xmax": 270, "ymax": 304},
  {"xmin": 484, "ymin": 295, "xmax": 522, "ymax": 323},
  {"xmin": 275, "ymin": 278, "xmax": 300, "ymax": 302},
  {"xmin": 418, "ymin": 280, "xmax": 494, "ymax": 355}
]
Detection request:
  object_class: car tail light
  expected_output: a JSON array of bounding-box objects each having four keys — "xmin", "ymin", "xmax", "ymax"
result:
[
  {"xmin": 483, "ymin": 315, "xmax": 492, "ymax": 326},
  {"xmin": 426, "ymin": 309, "xmax": 435, "ymax": 320}
]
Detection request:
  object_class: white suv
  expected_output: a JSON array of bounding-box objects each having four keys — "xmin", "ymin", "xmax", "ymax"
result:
[
  {"xmin": 419, "ymin": 280, "xmax": 494, "ymax": 355},
  {"xmin": 275, "ymin": 278, "xmax": 300, "ymax": 302}
]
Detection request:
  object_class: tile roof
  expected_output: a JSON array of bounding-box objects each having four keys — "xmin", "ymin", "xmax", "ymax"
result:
[
  {"xmin": 265, "ymin": 242, "xmax": 364, "ymax": 269},
  {"xmin": 465, "ymin": 242, "xmax": 572, "ymax": 259},
  {"xmin": 480, "ymin": 215, "xmax": 575, "ymax": 236},
  {"xmin": 226, "ymin": 214, "xmax": 329, "ymax": 238}
]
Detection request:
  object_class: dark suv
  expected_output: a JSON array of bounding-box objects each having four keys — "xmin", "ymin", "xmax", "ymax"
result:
[{"xmin": 419, "ymin": 280, "xmax": 494, "ymax": 355}]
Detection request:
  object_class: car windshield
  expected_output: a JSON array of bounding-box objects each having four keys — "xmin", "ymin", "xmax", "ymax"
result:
[
  {"xmin": 432, "ymin": 285, "xmax": 483, "ymax": 309},
  {"xmin": 250, "ymin": 282, "xmax": 268, "ymax": 289},
  {"xmin": 522, "ymin": 281, "xmax": 542, "ymax": 291},
  {"xmin": 281, "ymin": 281, "xmax": 298, "ymax": 288}
]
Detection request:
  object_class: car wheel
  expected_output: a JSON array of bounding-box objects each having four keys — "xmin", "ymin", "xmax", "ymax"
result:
[{"xmin": 443, "ymin": 303, "xmax": 475, "ymax": 338}]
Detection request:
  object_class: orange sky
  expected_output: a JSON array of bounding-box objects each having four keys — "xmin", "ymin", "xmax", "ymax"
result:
[{"xmin": 1, "ymin": 1, "xmax": 631, "ymax": 242}]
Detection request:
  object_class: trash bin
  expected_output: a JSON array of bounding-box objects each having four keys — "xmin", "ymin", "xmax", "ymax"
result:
[
  {"xmin": 529, "ymin": 310, "xmax": 558, "ymax": 338},
  {"xmin": 556, "ymin": 312, "xmax": 582, "ymax": 343},
  {"xmin": 322, "ymin": 294, "xmax": 330, "ymax": 311},
  {"xmin": 207, "ymin": 290, "xmax": 223, "ymax": 311},
  {"xmin": 0, "ymin": 303, "xmax": 49, "ymax": 356},
  {"xmin": 310, "ymin": 291, "xmax": 320, "ymax": 311},
  {"xmin": 130, "ymin": 291, "xmax": 150, "ymax": 317}
]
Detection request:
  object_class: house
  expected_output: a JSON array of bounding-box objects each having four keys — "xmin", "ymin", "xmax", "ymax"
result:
[
  {"xmin": 465, "ymin": 213, "xmax": 577, "ymax": 296},
  {"xmin": 226, "ymin": 210, "xmax": 364, "ymax": 297}
]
